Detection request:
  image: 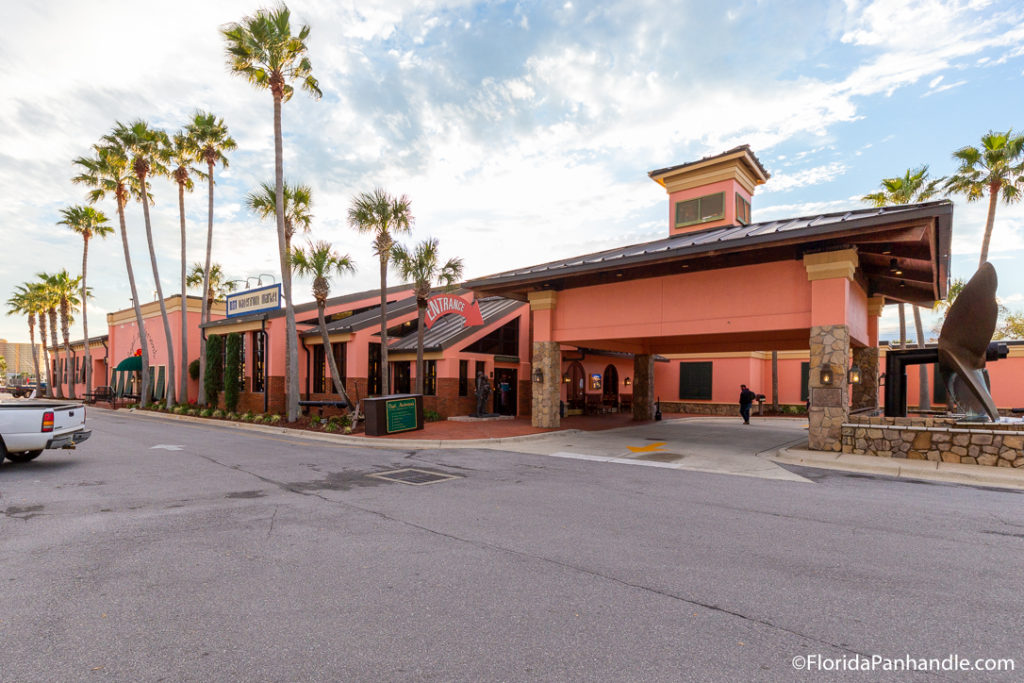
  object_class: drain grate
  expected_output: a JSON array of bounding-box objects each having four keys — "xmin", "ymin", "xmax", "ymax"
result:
[{"xmin": 367, "ymin": 468, "xmax": 462, "ymax": 486}]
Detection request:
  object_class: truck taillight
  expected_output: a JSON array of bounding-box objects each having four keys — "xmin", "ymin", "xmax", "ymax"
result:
[{"xmin": 42, "ymin": 411, "xmax": 54, "ymax": 433}]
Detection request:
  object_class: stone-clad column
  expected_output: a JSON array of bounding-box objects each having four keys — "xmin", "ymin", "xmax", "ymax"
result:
[
  {"xmin": 528, "ymin": 290, "xmax": 560, "ymax": 428},
  {"xmin": 632, "ymin": 354, "xmax": 655, "ymax": 421},
  {"xmin": 851, "ymin": 345, "xmax": 878, "ymax": 411},
  {"xmin": 809, "ymin": 324, "xmax": 850, "ymax": 451},
  {"xmin": 531, "ymin": 342, "xmax": 561, "ymax": 428}
]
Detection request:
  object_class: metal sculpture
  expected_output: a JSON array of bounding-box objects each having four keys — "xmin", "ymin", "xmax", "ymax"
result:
[{"xmin": 937, "ymin": 262, "xmax": 1000, "ymax": 421}]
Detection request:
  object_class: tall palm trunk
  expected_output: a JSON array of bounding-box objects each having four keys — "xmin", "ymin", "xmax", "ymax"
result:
[
  {"xmin": 60, "ymin": 297, "xmax": 74, "ymax": 399},
  {"xmin": 38, "ymin": 313, "xmax": 54, "ymax": 397},
  {"xmin": 273, "ymin": 93, "xmax": 300, "ymax": 421},
  {"xmin": 48, "ymin": 309, "xmax": 62, "ymax": 398},
  {"xmin": 81, "ymin": 235, "xmax": 93, "ymax": 396},
  {"xmin": 415, "ymin": 297, "xmax": 426, "ymax": 395},
  {"xmin": 979, "ymin": 181, "xmax": 1001, "ymax": 268},
  {"xmin": 138, "ymin": 176, "xmax": 177, "ymax": 408},
  {"xmin": 178, "ymin": 181, "xmax": 189, "ymax": 404},
  {"xmin": 199, "ymin": 159, "xmax": 215, "ymax": 406},
  {"xmin": 380, "ymin": 255, "xmax": 389, "ymax": 395},
  {"xmin": 27, "ymin": 314, "xmax": 41, "ymax": 391},
  {"xmin": 317, "ymin": 300, "xmax": 351, "ymax": 405},
  {"xmin": 116, "ymin": 198, "xmax": 150, "ymax": 405},
  {"xmin": 913, "ymin": 306, "xmax": 930, "ymax": 410}
]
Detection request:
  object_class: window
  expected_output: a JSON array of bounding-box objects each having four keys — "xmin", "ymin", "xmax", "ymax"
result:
[
  {"xmin": 251, "ymin": 331, "xmax": 265, "ymax": 392},
  {"xmin": 424, "ymin": 360, "xmax": 437, "ymax": 396},
  {"xmin": 368, "ymin": 343, "xmax": 381, "ymax": 395},
  {"xmin": 675, "ymin": 192, "xmax": 725, "ymax": 228},
  {"xmin": 312, "ymin": 345, "xmax": 327, "ymax": 393},
  {"xmin": 735, "ymin": 194, "xmax": 751, "ymax": 225},
  {"xmin": 679, "ymin": 362, "xmax": 712, "ymax": 400},
  {"xmin": 464, "ymin": 318, "xmax": 520, "ymax": 356},
  {"xmin": 331, "ymin": 342, "xmax": 346, "ymax": 391},
  {"xmin": 800, "ymin": 362, "xmax": 810, "ymax": 402},
  {"xmin": 393, "ymin": 361, "xmax": 411, "ymax": 394},
  {"xmin": 458, "ymin": 360, "xmax": 468, "ymax": 396}
]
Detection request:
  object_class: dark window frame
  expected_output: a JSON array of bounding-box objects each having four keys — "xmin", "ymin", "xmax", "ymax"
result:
[
  {"xmin": 679, "ymin": 361, "xmax": 713, "ymax": 400},
  {"xmin": 458, "ymin": 359, "xmax": 468, "ymax": 396},
  {"xmin": 424, "ymin": 360, "xmax": 437, "ymax": 396},
  {"xmin": 675, "ymin": 191, "xmax": 726, "ymax": 228},
  {"xmin": 735, "ymin": 194, "xmax": 751, "ymax": 225}
]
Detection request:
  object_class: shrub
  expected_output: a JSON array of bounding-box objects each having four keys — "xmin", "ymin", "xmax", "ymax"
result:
[
  {"xmin": 204, "ymin": 334, "xmax": 224, "ymax": 402},
  {"xmin": 241, "ymin": 411, "xmax": 254, "ymax": 423},
  {"xmin": 324, "ymin": 421, "xmax": 339, "ymax": 432},
  {"xmin": 226, "ymin": 412, "xmax": 240, "ymax": 421},
  {"xmin": 252, "ymin": 415, "xmax": 265, "ymax": 424},
  {"xmin": 188, "ymin": 358, "xmax": 200, "ymax": 381},
  {"xmin": 212, "ymin": 409, "xmax": 225, "ymax": 419},
  {"xmin": 343, "ymin": 425, "xmax": 353, "ymax": 434},
  {"xmin": 424, "ymin": 409, "xmax": 443, "ymax": 422},
  {"xmin": 200, "ymin": 408, "xmax": 214, "ymax": 418},
  {"xmin": 224, "ymin": 333, "xmax": 242, "ymax": 413},
  {"xmin": 266, "ymin": 414, "xmax": 282, "ymax": 424},
  {"xmin": 188, "ymin": 408, "xmax": 200, "ymax": 417},
  {"xmin": 310, "ymin": 415, "xmax": 321, "ymax": 426},
  {"xmin": 172, "ymin": 405, "xmax": 186, "ymax": 415}
]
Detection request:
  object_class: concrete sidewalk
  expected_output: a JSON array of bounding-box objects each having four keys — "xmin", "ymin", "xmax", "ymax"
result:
[{"xmin": 773, "ymin": 444, "xmax": 1024, "ymax": 491}]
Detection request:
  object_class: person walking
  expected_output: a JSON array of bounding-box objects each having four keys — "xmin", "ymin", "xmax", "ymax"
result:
[{"xmin": 739, "ymin": 384, "xmax": 756, "ymax": 425}]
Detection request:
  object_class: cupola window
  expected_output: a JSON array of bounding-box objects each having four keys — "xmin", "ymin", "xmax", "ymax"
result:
[{"xmin": 675, "ymin": 192, "xmax": 725, "ymax": 228}]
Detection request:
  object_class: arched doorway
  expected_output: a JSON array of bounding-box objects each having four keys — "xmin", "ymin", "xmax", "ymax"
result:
[
  {"xmin": 602, "ymin": 364, "xmax": 619, "ymax": 408},
  {"xmin": 566, "ymin": 361, "xmax": 585, "ymax": 410}
]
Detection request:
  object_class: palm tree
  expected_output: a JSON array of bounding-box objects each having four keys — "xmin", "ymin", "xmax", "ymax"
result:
[
  {"xmin": 42, "ymin": 271, "xmax": 83, "ymax": 399},
  {"xmin": 246, "ymin": 181, "xmax": 312, "ymax": 255},
  {"xmin": 391, "ymin": 238, "xmax": 463, "ymax": 395},
  {"xmin": 291, "ymin": 240, "xmax": 356, "ymax": 404},
  {"xmin": 5, "ymin": 285, "xmax": 43, "ymax": 389},
  {"xmin": 73, "ymin": 140, "xmax": 152, "ymax": 405},
  {"xmin": 946, "ymin": 130, "xmax": 1024, "ymax": 268},
  {"xmin": 57, "ymin": 205, "xmax": 113, "ymax": 397},
  {"xmin": 223, "ymin": 4, "xmax": 322, "ymax": 422},
  {"xmin": 36, "ymin": 277, "xmax": 62, "ymax": 398},
  {"xmin": 186, "ymin": 262, "xmax": 239, "ymax": 309},
  {"xmin": 863, "ymin": 165, "xmax": 943, "ymax": 408},
  {"xmin": 348, "ymin": 188, "xmax": 414, "ymax": 395},
  {"xmin": 185, "ymin": 111, "xmax": 235, "ymax": 406},
  {"xmin": 169, "ymin": 131, "xmax": 203, "ymax": 404},
  {"xmin": 107, "ymin": 120, "xmax": 176, "ymax": 408}
]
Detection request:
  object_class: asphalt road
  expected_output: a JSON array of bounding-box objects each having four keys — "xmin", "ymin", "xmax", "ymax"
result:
[{"xmin": 1, "ymin": 410, "xmax": 1022, "ymax": 681}]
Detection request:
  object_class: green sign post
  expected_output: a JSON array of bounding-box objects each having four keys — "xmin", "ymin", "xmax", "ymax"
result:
[{"xmin": 386, "ymin": 397, "xmax": 419, "ymax": 433}]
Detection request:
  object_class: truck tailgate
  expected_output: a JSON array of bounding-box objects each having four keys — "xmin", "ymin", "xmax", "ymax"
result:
[{"xmin": 51, "ymin": 404, "xmax": 86, "ymax": 432}]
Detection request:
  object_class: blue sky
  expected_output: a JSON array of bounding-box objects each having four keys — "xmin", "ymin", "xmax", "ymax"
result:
[{"xmin": 2, "ymin": 0, "xmax": 1023, "ymax": 346}]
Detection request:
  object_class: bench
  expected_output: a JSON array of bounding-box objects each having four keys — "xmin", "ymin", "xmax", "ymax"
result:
[
  {"xmin": 83, "ymin": 386, "xmax": 114, "ymax": 405},
  {"xmin": 299, "ymin": 399, "xmax": 354, "ymax": 417}
]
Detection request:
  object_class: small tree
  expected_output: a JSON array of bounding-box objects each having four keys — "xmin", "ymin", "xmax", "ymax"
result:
[
  {"xmin": 224, "ymin": 333, "xmax": 242, "ymax": 413},
  {"xmin": 205, "ymin": 334, "xmax": 224, "ymax": 405}
]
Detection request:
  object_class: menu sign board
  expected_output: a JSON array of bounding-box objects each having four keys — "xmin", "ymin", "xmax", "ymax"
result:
[{"xmin": 386, "ymin": 397, "xmax": 420, "ymax": 433}]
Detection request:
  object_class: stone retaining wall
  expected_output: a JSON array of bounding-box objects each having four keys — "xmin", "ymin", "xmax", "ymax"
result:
[
  {"xmin": 842, "ymin": 415, "xmax": 1024, "ymax": 468},
  {"xmin": 659, "ymin": 401, "xmax": 806, "ymax": 417}
]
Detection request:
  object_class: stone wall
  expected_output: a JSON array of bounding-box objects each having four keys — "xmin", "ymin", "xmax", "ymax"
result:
[
  {"xmin": 808, "ymin": 324, "xmax": 850, "ymax": 451},
  {"xmin": 658, "ymin": 401, "xmax": 806, "ymax": 416},
  {"xmin": 532, "ymin": 341, "xmax": 561, "ymax": 428},
  {"xmin": 842, "ymin": 415, "xmax": 1024, "ymax": 468}
]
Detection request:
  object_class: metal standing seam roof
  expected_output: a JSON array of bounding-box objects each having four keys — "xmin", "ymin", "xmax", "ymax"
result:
[
  {"xmin": 388, "ymin": 297, "xmax": 524, "ymax": 352},
  {"xmin": 300, "ymin": 296, "xmax": 421, "ymax": 336},
  {"xmin": 465, "ymin": 201, "xmax": 953, "ymax": 288},
  {"xmin": 648, "ymin": 144, "xmax": 770, "ymax": 182}
]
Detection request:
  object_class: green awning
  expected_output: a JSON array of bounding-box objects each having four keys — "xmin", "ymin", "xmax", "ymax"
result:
[{"xmin": 115, "ymin": 355, "xmax": 142, "ymax": 372}]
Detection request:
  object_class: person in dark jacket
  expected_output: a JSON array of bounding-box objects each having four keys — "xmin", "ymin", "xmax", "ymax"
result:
[{"xmin": 739, "ymin": 384, "xmax": 756, "ymax": 424}]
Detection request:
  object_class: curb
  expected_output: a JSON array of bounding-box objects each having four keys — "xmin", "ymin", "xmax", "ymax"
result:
[
  {"xmin": 111, "ymin": 407, "xmax": 584, "ymax": 450},
  {"xmin": 775, "ymin": 444, "xmax": 1024, "ymax": 491}
]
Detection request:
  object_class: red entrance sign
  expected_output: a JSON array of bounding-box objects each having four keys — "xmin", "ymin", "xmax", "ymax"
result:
[{"xmin": 424, "ymin": 294, "xmax": 484, "ymax": 329}]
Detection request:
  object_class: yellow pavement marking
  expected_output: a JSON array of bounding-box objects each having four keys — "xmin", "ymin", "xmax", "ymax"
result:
[{"xmin": 627, "ymin": 442, "xmax": 668, "ymax": 453}]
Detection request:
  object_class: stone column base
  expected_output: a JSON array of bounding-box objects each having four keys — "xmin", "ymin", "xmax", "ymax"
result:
[{"xmin": 531, "ymin": 341, "xmax": 561, "ymax": 428}]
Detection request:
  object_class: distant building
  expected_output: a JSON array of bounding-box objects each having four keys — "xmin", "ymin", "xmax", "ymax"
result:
[{"xmin": 0, "ymin": 338, "xmax": 45, "ymax": 379}]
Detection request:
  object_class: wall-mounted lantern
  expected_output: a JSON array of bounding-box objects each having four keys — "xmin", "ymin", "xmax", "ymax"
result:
[
  {"xmin": 847, "ymin": 364, "xmax": 862, "ymax": 385},
  {"xmin": 623, "ymin": 377, "xmax": 632, "ymax": 386},
  {"xmin": 533, "ymin": 368, "xmax": 544, "ymax": 383},
  {"xmin": 562, "ymin": 374, "xmax": 571, "ymax": 383},
  {"xmin": 820, "ymin": 366, "xmax": 834, "ymax": 386}
]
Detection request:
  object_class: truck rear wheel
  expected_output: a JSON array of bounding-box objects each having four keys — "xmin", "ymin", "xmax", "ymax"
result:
[{"xmin": 5, "ymin": 450, "xmax": 43, "ymax": 463}]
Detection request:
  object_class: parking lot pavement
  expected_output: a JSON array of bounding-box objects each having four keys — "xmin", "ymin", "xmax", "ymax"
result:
[{"xmin": 502, "ymin": 416, "xmax": 812, "ymax": 482}]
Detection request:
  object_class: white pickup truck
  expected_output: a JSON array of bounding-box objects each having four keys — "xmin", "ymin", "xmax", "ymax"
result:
[{"xmin": 0, "ymin": 401, "xmax": 91, "ymax": 464}]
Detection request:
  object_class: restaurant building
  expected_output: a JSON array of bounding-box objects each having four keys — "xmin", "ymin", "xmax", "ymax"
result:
[{"xmin": 48, "ymin": 146, "xmax": 1024, "ymax": 449}]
